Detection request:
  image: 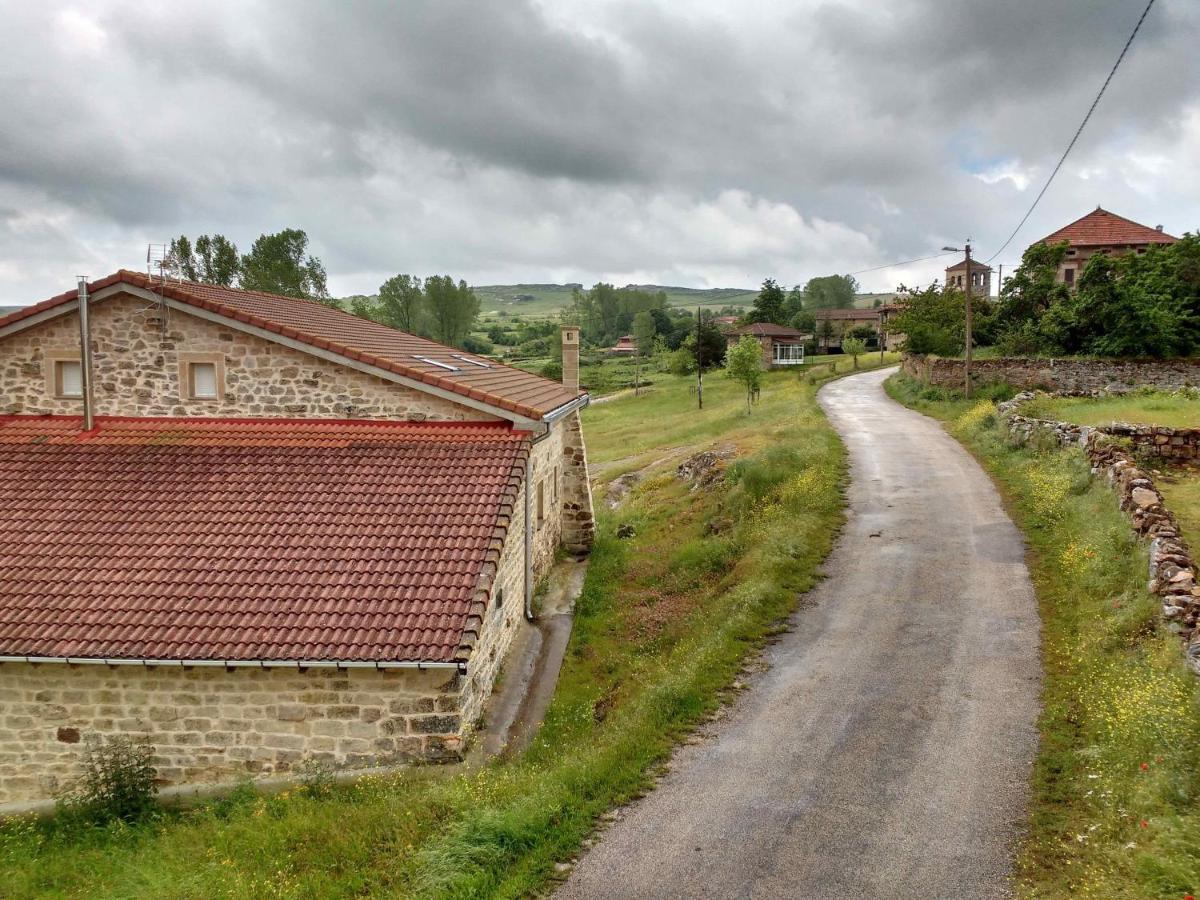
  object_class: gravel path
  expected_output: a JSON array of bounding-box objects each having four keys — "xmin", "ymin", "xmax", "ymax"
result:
[{"xmin": 557, "ymin": 367, "xmax": 1042, "ymax": 900}]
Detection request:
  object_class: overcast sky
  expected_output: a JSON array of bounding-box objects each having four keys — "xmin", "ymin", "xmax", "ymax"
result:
[{"xmin": 2, "ymin": 0, "xmax": 1198, "ymax": 304}]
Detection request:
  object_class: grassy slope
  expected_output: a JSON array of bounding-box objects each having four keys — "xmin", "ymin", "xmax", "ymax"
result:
[
  {"xmin": 1034, "ymin": 392, "xmax": 1200, "ymax": 430},
  {"xmin": 886, "ymin": 374, "xmax": 1200, "ymax": 900},
  {"xmin": 1, "ymin": 362, "xmax": 903, "ymax": 899}
]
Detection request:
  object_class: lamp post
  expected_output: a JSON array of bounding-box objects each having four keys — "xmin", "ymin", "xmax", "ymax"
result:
[{"xmin": 943, "ymin": 243, "xmax": 973, "ymax": 398}]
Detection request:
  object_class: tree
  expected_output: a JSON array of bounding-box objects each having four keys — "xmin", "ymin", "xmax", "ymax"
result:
[
  {"xmin": 888, "ymin": 284, "xmax": 967, "ymax": 356},
  {"xmin": 424, "ymin": 276, "xmax": 480, "ymax": 348},
  {"xmin": 632, "ymin": 309, "xmax": 656, "ymax": 395},
  {"xmin": 804, "ymin": 274, "xmax": 858, "ymax": 309},
  {"xmin": 751, "ymin": 278, "xmax": 786, "ymax": 324},
  {"xmin": 783, "ymin": 284, "xmax": 805, "ymax": 322},
  {"xmin": 240, "ymin": 229, "xmax": 331, "ymax": 304},
  {"xmin": 842, "ymin": 337, "xmax": 867, "ymax": 369},
  {"xmin": 167, "ymin": 234, "xmax": 240, "ymax": 286},
  {"xmin": 688, "ymin": 312, "xmax": 728, "ymax": 371},
  {"xmin": 725, "ymin": 335, "xmax": 764, "ymax": 413},
  {"xmin": 378, "ymin": 274, "xmax": 426, "ymax": 334}
]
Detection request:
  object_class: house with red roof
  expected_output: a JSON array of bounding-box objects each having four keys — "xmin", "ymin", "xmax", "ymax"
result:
[
  {"xmin": 1034, "ymin": 207, "xmax": 1178, "ymax": 287},
  {"xmin": 0, "ymin": 270, "xmax": 594, "ymax": 806},
  {"xmin": 724, "ymin": 322, "xmax": 811, "ymax": 367}
]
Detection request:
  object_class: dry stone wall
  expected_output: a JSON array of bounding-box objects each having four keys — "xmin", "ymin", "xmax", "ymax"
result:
[
  {"xmin": 0, "ymin": 664, "xmax": 464, "ymax": 807},
  {"xmin": 904, "ymin": 353, "xmax": 1200, "ymax": 394},
  {"xmin": 1000, "ymin": 392, "xmax": 1200, "ymax": 674}
]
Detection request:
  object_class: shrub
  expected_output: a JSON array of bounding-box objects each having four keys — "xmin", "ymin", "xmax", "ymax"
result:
[
  {"xmin": 59, "ymin": 736, "xmax": 158, "ymax": 823},
  {"xmin": 540, "ymin": 360, "xmax": 563, "ymax": 381}
]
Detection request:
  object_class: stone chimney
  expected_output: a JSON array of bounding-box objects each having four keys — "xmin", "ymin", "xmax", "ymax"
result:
[{"xmin": 561, "ymin": 325, "xmax": 580, "ymax": 392}]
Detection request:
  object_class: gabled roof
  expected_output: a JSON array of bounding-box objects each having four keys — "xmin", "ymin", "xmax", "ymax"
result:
[
  {"xmin": 1038, "ymin": 208, "xmax": 1178, "ymax": 248},
  {"xmin": 0, "ymin": 416, "xmax": 529, "ymax": 665},
  {"xmin": 726, "ymin": 322, "xmax": 810, "ymax": 337},
  {"xmin": 0, "ymin": 271, "xmax": 582, "ymax": 421},
  {"xmin": 945, "ymin": 259, "xmax": 993, "ymax": 272},
  {"xmin": 813, "ymin": 308, "xmax": 881, "ymax": 320}
]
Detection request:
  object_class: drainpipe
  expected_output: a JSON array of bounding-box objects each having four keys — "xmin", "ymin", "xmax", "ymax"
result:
[
  {"xmin": 524, "ymin": 454, "xmax": 534, "ymax": 621},
  {"xmin": 77, "ymin": 276, "xmax": 95, "ymax": 432}
]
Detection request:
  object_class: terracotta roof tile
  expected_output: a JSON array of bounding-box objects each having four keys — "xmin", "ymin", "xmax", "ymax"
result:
[
  {"xmin": 725, "ymin": 322, "xmax": 811, "ymax": 337},
  {"xmin": 0, "ymin": 271, "xmax": 583, "ymax": 421},
  {"xmin": 1038, "ymin": 208, "xmax": 1178, "ymax": 248},
  {"xmin": 0, "ymin": 416, "xmax": 529, "ymax": 664}
]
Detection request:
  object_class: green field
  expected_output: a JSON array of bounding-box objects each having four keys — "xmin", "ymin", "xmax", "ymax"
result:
[
  {"xmin": 1, "ymin": 361, "xmax": 905, "ymax": 898},
  {"xmin": 1029, "ymin": 390, "xmax": 1200, "ymax": 430}
]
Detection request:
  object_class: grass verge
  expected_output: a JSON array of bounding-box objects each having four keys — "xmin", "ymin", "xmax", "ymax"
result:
[
  {"xmin": 1, "ymin": 366, "xmax": 854, "ymax": 899},
  {"xmin": 886, "ymin": 372, "xmax": 1200, "ymax": 900},
  {"xmin": 1026, "ymin": 388, "xmax": 1200, "ymax": 430}
]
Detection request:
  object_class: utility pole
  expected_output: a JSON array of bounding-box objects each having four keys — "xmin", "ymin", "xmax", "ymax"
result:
[
  {"xmin": 696, "ymin": 305, "xmax": 703, "ymax": 409},
  {"xmin": 963, "ymin": 242, "xmax": 973, "ymax": 399},
  {"xmin": 996, "ymin": 263, "xmax": 1003, "ymax": 299}
]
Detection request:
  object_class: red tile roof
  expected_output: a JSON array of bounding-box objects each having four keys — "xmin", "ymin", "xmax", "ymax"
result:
[
  {"xmin": 945, "ymin": 259, "xmax": 993, "ymax": 272},
  {"xmin": 813, "ymin": 308, "xmax": 881, "ymax": 321},
  {"xmin": 1038, "ymin": 208, "xmax": 1178, "ymax": 248},
  {"xmin": 0, "ymin": 416, "xmax": 529, "ymax": 664},
  {"xmin": 0, "ymin": 271, "xmax": 582, "ymax": 421},
  {"xmin": 725, "ymin": 322, "xmax": 810, "ymax": 337}
]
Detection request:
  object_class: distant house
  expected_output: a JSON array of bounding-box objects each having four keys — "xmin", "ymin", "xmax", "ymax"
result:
[
  {"xmin": 878, "ymin": 303, "xmax": 907, "ymax": 351},
  {"xmin": 944, "ymin": 259, "xmax": 992, "ymax": 296},
  {"xmin": 725, "ymin": 322, "xmax": 810, "ymax": 368},
  {"xmin": 712, "ymin": 315, "xmax": 740, "ymax": 332},
  {"xmin": 608, "ymin": 335, "xmax": 637, "ymax": 356},
  {"xmin": 812, "ymin": 308, "xmax": 881, "ymax": 351},
  {"xmin": 0, "ymin": 270, "xmax": 594, "ymax": 807},
  {"xmin": 1034, "ymin": 207, "xmax": 1178, "ymax": 288}
]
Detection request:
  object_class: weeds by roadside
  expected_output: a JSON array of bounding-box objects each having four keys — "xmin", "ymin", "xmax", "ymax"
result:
[{"xmin": 887, "ymin": 372, "xmax": 1200, "ymax": 900}]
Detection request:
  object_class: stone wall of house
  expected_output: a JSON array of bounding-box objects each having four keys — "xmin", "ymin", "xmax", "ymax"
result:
[
  {"xmin": 903, "ymin": 353, "xmax": 1200, "ymax": 394},
  {"xmin": 0, "ymin": 663, "xmax": 465, "ymax": 807},
  {"xmin": 0, "ymin": 293, "xmax": 496, "ymax": 421},
  {"xmin": 560, "ymin": 411, "xmax": 596, "ymax": 554},
  {"xmin": 999, "ymin": 392, "xmax": 1200, "ymax": 675}
]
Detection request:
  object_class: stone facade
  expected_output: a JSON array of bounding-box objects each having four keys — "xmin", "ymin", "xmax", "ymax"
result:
[
  {"xmin": 0, "ymin": 292, "xmax": 494, "ymax": 421},
  {"xmin": 0, "ymin": 291, "xmax": 596, "ymax": 807},
  {"xmin": 903, "ymin": 353, "xmax": 1200, "ymax": 394},
  {"xmin": 999, "ymin": 392, "xmax": 1200, "ymax": 676},
  {"xmin": 0, "ymin": 664, "xmax": 463, "ymax": 807}
]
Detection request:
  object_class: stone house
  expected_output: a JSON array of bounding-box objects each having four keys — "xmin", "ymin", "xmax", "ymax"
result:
[
  {"xmin": 1035, "ymin": 206, "xmax": 1178, "ymax": 288},
  {"xmin": 724, "ymin": 322, "xmax": 810, "ymax": 368},
  {"xmin": 812, "ymin": 308, "xmax": 881, "ymax": 351},
  {"xmin": 607, "ymin": 335, "xmax": 637, "ymax": 356},
  {"xmin": 0, "ymin": 270, "xmax": 594, "ymax": 808}
]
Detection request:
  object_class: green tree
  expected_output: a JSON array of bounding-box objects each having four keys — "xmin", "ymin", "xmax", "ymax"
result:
[
  {"xmin": 804, "ymin": 274, "xmax": 858, "ymax": 309},
  {"xmin": 725, "ymin": 335, "xmax": 764, "ymax": 413},
  {"xmin": 889, "ymin": 284, "xmax": 967, "ymax": 356},
  {"xmin": 751, "ymin": 278, "xmax": 786, "ymax": 324},
  {"xmin": 167, "ymin": 234, "xmax": 240, "ymax": 286},
  {"xmin": 841, "ymin": 337, "xmax": 866, "ymax": 369},
  {"xmin": 424, "ymin": 276, "xmax": 480, "ymax": 348},
  {"xmin": 240, "ymin": 229, "xmax": 330, "ymax": 303},
  {"xmin": 378, "ymin": 274, "xmax": 426, "ymax": 334}
]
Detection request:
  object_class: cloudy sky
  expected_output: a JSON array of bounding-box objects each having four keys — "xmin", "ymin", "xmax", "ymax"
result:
[{"xmin": 2, "ymin": 0, "xmax": 1198, "ymax": 304}]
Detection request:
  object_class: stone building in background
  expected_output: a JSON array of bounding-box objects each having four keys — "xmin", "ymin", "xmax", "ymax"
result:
[
  {"xmin": 0, "ymin": 270, "xmax": 593, "ymax": 808},
  {"xmin": 1033, "ymin": 206, "xmax": 1178, "ymax": 288}
]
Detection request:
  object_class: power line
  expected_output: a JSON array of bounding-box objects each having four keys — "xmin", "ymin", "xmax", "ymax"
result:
[
  {"xmin": 849, "ymin": 251, "xmax": 958, "ymax": 276},
  {"xmin": 984, "ymin": 0, "xmax": 1156, "ymax": 263}
]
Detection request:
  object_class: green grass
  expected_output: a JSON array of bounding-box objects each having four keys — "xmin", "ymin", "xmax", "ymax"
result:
[
  {"xmin": 1, "ymin": 367, "xmax": 854, "ymax": 899},
  {"xmin": 1029, "ymin": 390, "xmax": 1200, "ymax": 430},
  {"xmin": 886, "ymin": 373, "xmax": 1200, "ymax": 899},
  {"xmin": 1156, "ymin": 474, "xmax": 1200, "ymax": 553}
]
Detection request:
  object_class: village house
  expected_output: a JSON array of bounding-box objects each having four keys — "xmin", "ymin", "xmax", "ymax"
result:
[
  {"xmin": 1036, "ymin": 206, "xmax": 1178, "ymax": 287},
  {"xmin": 0, "ymin": 270, "xmax": 594, "ymax": 807},
  {"xmin": 812, "ymin": 308, "xmax": 881, "ymax": 351},
  {"xmin": 607, "ymin": 335, "xmax": 637, "ymax": 356},
  {"xmin": 944, "ymin": 259, "xmax": 992, "ymax": 296},
  {"xmin": 724, "ymin": 322, "xmax": 810, "ymax": 368}
]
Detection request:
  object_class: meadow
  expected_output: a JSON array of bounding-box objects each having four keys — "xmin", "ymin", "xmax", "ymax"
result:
[
  {"xmin": 1032, "ymin": 389, "xmax": 1200, "ymax": 430},
  {"xmin": 887, "ymin": 373, "xmax": 1200, "ymax": 899},
  {"xmin": 0, "ymin": 361, "xmax": 902, "ymax": 898}
]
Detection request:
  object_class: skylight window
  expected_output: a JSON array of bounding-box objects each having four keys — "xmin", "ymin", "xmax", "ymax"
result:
[
  {"xmin": 451, "ymin": 355, "xmax": 491, "ymax": 369},
  {"xmin": 412, "ymin": 355, "xmax": 459, "ymax": 372}
]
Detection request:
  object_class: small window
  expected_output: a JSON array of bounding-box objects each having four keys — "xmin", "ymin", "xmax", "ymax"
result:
[
  {"xmin": 188, "ymin": 362, "xmax": 219, "ymax": 400},
  {"xmin": 536, "ymin": 480, "xmax": 545, "ymax": 528},
  {"xmin": 1064, "ymin": 268, "xmax": 1075, "ymax": 286},
  {"xmin": 55, "ymin": 360, "xmax": 82, "ymax": 398}
]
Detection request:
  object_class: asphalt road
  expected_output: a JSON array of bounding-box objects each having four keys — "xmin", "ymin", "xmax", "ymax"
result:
[{"xmin": 557, "ymin": 367, "xmax": 1042, "ymax": 900}]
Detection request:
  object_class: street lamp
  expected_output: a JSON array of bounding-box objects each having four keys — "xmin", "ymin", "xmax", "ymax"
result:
[{"xmin": 942, "ymin": 243, "xmax": 973, "ymax": 398}]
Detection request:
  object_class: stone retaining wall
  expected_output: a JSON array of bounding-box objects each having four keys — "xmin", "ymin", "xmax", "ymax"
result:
[
  {"xmin": 904, "ymin": 353, "xmax": 1200, "ymax": 394},
  {"xmin": 999, "ymin": 392, "xmax": 1200, "ymax": 674}
]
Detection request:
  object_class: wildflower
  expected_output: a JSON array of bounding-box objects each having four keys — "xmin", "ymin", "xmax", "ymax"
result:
[
  {"xmin": 1139, "ymin": 820, "xmax": 1149, "ymax": 829},
  {"xmin": 1140, "ymin": 762, "xmax": 1149, "ymax": 771}
]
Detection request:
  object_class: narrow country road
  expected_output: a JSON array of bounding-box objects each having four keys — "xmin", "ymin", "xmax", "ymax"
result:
[{"xmin": 558, "ymin": 367, "xmax": 1042, "ymax": 900}]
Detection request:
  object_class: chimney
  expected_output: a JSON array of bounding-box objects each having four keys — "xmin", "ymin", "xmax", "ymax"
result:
[
  {"xmin": 1156, "ymin": 224, "xmax": 1164, "ymax": 232},
  {"xmin": 561, "ymin": 325, "xmax": 580, "ymax": 392},
  {"xmin": 77, "ymin": 276, "xmax": 96, "ymax": 432}
]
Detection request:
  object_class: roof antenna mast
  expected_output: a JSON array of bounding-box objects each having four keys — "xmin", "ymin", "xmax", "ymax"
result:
[{"xmin": 146, "ymin": 242, "xmax": 173, "ymax": 337}]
